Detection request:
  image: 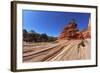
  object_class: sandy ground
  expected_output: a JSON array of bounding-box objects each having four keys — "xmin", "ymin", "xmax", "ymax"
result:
[{"xmin": 23, "ymin": 39, "xmax": 91, "ymax": 62}]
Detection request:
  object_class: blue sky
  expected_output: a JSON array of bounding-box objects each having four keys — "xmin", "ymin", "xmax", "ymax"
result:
[{"xmin": 23, "ymin": 10, "xmax": 90, "ymax": 37}]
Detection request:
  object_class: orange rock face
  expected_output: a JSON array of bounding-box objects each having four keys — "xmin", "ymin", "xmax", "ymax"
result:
[
  {"xmin": 58, "ymin": 22, "xmax": 79, "ymax": 40},
  {"xmin": 58, "ymin": 19, "xmax": 91, "ymax": 41},
  {"xmin": 81, "ymin": 28, "xmax": 91, "ymax": 39}
]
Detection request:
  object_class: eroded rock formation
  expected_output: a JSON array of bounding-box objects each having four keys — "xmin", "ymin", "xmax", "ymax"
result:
[{"xmin": 58, "ymin": 18, "xmax": 91, "ymax": 41}]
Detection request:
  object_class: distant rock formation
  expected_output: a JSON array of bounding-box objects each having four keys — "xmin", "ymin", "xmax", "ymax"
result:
[{"xmin": 58, "ymin": 18, "xmax": 91, "ymax": 41}]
